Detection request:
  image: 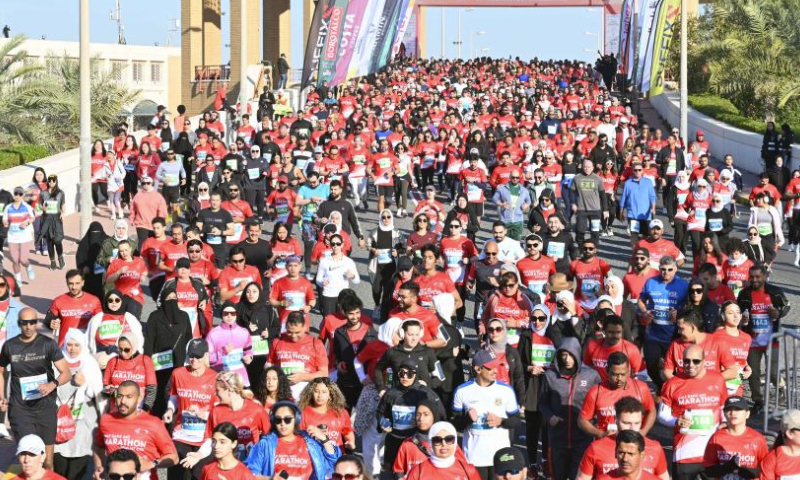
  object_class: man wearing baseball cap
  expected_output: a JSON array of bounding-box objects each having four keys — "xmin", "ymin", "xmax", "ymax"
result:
[
  {"xmin": 493, "ymin": 447, "xmax": 527, "ymax": 480},
  {"xmin": 453, "ymin": 349, "xmax": 522, "ymax": 479},
  {"xmin": 265, "ymin": 174, "xmax": 298, "ymax": 234},
  {"xmin": 634, "ymin": 219, "xmax": 685, "ymax": 270},
  {"xmin": 703, "ymin": 396, "xmax": 768, "ymax": 479},
  {"xmin": 761, "ymin": 409, "xmax": 800, "ymax": 479},
  {"xmin": 269, "ymin": 255, "xmax": 316, "ymax": 329},
  {"xmin": 13, "ymin": 435, "xmax": 64, "ymax": 480}
]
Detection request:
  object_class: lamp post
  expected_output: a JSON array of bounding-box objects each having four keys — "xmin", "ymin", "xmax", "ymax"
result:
[
  {"xmin": 470, "ymin": 31, "xmax": 486, "ymax": 60},
  {"xmin": 456, "ymin": 7, "xmax": 474, "ymax": 59},
  {"xmin": 239, "ymin": 0, "xmax": 248, "ymax": 114},
  {"xmin": 680, "ymin": 0, "xmax": 688, "ymax": 142},
  {"xmin": 79, "ymin": 0, "xmax": 92, "ymax": 235}
]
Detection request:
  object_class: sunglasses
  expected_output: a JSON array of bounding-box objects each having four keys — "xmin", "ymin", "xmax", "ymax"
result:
[
  {"xmin": 398, "ymin": 370, "xmax": 416, "ymax": 378},
  {"xmin": 167, "ymin": 153, "xmax": 175, "ymax": 156},
  {"xmin": 532, "ymin": 315, "xmax": 548, "ymax": 322},
  {"xmin": 511, "ymin": 176, "xmax": 520, "ymax": 180},
  {"xmin": 381, "ymin": 215, "xmax": 392, "ymax": 219},
  {"xmin": 488, "ymin": 326, "xmax": 504, "ymax": 333},
  {"xmin": 0, "ymin": 283, "xmax": 7, "ymax": 288},
  {"xmin": 683, "ymin": 358, "xmax": 703, "ymax": 365},
  {"xmin": 231, "ymin": 258, "xmax": 245, "ymax": 264},
  {"xmin": 660, "ymin": 268, "xmax": 675, "ymax": 272},
  {"xmin": 526, "ymin": 243, "xmax": 538, "ymax": 248},
  {"xmin": 229, "ymin": 189, "xmax": 239, "ymax": 192},
  {"xmin": 188, "ymin": 249, "xmax": 202, "ymax": 254},
  {"xmin": 13, "ymin": 192, "xmax": 23, "ymax": 196},
  {"xmin": 222, "ymin": 311, "xmax": 237, "ymax": 317},
  {"xmin": 48, "ymin": 179, "xmax": 57, "ymax": 183},
  {"xmin": 690, "ymin": 288, "xmax": 704, "ymax": 294},
  {"xmin": 497, "ymin": 471, "xmax": 522, "ymax": 477},
  {"xmin": 332, "ymin": 474, "xmax": 361, "ymax": 480},
  {"xmin": 748, "ymin": 233, "xmax": 758, "ymax": 237},
  {"xmin": 431, "ymin": 435, "xmax": 457, "ymax": 446},
  {"xmin": 633, "ymin": 168, "xmax": 643, "ymax": 172},
  {"xmin": 109, "ymin": 474, "xmax": 137, "ymax": 480},
  {"xmin": 199, "ymin": 188, "xmax": 208, "ymax": 192},
  {"xmin": 582, "ymin": 247, "xmax": 596, "ymax": 251},
  {"xmin": 449, "ymin": 224, "xmax": 461, "ymax": 229},
  {"xmin": 635, "ymin": 256, "xmax": 648, "ymax": 260},
  {"xmin": 108, "ymin": 298, "xmax": 122, "ymax": 304},
  {"xmin": 330, "ymin": 242, "xmax": 343, "ymax": 247},
  {"xmin": 501, "ymin": 283, "xmax": 517, "ymax": 288},
  {"xmin": 141, "ymin": 182, "xmax": 153, "ymax": 186},
  {"xmin": 19, "ymin": 319, "xmax": 38, "ymax": 326},
  {"xmin": 119, "ymin": 348, "xmax": 132, "ymax": 354},
  {"xmin": 273, "ymin": 415, "xmax": 295, "ymax": 425},
  {"xmin": 188, "ymin": 353, "xmax": 205, "ymax": 360}
]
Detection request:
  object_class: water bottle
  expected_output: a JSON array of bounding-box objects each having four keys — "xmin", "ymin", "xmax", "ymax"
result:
[{"xmin": 680, "ymin": 409, "xmax": 692, "ymax": 434}]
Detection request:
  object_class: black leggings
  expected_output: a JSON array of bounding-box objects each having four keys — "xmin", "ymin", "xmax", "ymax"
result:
[
  {"xmin": 421, "ymin": 168, "xmax": 435, "ymax": 190},
  {"xmin": 47, "ymin": 240, "xmax": 63, "ymax": 261},
  {"xmin": 320, "ymin": 295, "xmax": 339, "ymax": 318},
  {"xmin": 525, "ymin": 410, "xmax": 544, "ymax": 465},
  {"xmin": 244, "ymin": 188, "xmax": 266, "ymax": 219},
  {"xmin": 53, "ymin": 454, "xmax": 89, "ymax": 480},
  {"xmin": 673, "ymin": 220, "xmax": 688, "ymax": 253},
  {"xmin": 372, "ymin": 262, "xmax": 396, "ymax": 321},
  {"xmin": 92, "ymin": 183, "xmax": 108, "ymax": 206},
  {"xmin": 790, "ymin": 210, "xmax": 800, "ymax": 245}
]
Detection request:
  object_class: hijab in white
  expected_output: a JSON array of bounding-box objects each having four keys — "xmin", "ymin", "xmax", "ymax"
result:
[
  {"xmin": 60, "ymin": 328, "xmax": 103, "ymax": 404},
  {"xmin": 113, "ymin": 219, "xmax": 129, "ymax": 241},
  {"xmin": 604, "ymin": 275, "xmax": 624, "ymax": 307},
  {"xmin": 378, "ymin": 317, "xmax": 404, "ymax": 347},
  {"xmin": 379, "ymin": 208, "xmax": 395, "ymax": 232},
  {"xmin": 674, "ymin": 170, "xmax": 690, "ymax": 191},
  {"xmin": 531, "ymin": 304, "xmax": 551, "ymax": 336},
  {"xmin": 429, "ymin": 421, "xmax": 459, "ymax": 468},
  {"xmin": 197, "ymin": 182, "xmax": 210, "ymax": 201}
]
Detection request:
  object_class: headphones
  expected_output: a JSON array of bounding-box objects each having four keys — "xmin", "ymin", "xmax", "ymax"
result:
[{"xmin": 269, "ymin": 401, "xmax": 302, "ymax": 429}]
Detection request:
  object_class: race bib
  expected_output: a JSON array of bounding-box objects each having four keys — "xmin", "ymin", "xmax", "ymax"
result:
[
  {"xmin": 652, "ymin": 306, "xmax": 671, "ymax": 325},
  {"xmin": 377, "ymin": 249, "xmax": 393, "ymax": 264},
  {"xmin": 283, "ymin": 292, "xmax": 305, "ymax": 311},
  {"xmin": 757, "ymin": 223, "xmax": 773, "ymax": 236},
  {"xmin": 666, "ymin": 160, "xmax": 677, "ymax": 175},
  {"xmin": 180, "ymin": 307, "xmax": 198, "ymax": 335},
  {"xmin": 590, "ymin": 219, "xmax": 602, "ymax": 232},
  {"xmin": 45, "ymin": 200, "xmax": 59, "ymax": 215},
  {"xmin": 280, "ymin": 360, "xmax": 304, "ymax": 376},
  {"xmin": 391, "ymin": 405, "xmax": 415, "ymax": 431},
  {"xmin": 527, "ymin": 280, "xmax": 546, "ymax": 294},
  {"xmin": 226, "ymin": 159, "xmax": 239, "ymax": 171},
  {"xmin": 226, "ymin": 223, "xmax": 244, "ymax": 243},
  {"xmin": 251, "ymin": 335, "xmax": 269, "ymax": 356},
  {"xmin": 467, "ymin": 183, "xmax": 482, "ymax": 202},
  {"xmin": 247, "ymin": 167, "xmax": 261, "ymax": 180},
  {"xmin": 177, "ymin": 411, "xmax": 207, "ymax": 443},
  {"xmin": 151, "ymin": 350, "xmax": 174, "ymax": 371},
  {"xmin": 686, "ymin": 409, "xmax": 716, "ymax": 435},
  {"xmin": 222, "ymin": 348, "xmax": 244, "ymax": 371},
  {"xmin": 708, "ymin": 218, "xmax": 723, "ymax": 231},
  {"xmin": 164, "ymin": 173, "xmax": 179, "ymax": 187},
  {"xmin": 445, "ymin": 252, "xmax": 462, "ymax": 267},
  {"xmin": 629, "ymin": 219, "xmax": 640, "ymax": 233},
  {"xmin": 206, "ymin": 234, "xmax": 222, "ymax": 245},
  {"xmin": 20, "ymin": 374, "xmax": 48, "ymax": 401},
  {"xmin": 531, "ymin": 344, "xmax": 556, "ymax": 367},
  {"xmin": 751, "ymin": 314, "xmax": 772, "ymax": 334},
  {"xmin": 97, "ymin": 320, "xmax": 123, "ymax": 340},
  {"xmin": 581, "ymin": 279, "xmax": 599, "ymax": 298},
  {"xmin": 546, "ymin": 242, "xmax": 565, "ymax": 259}
]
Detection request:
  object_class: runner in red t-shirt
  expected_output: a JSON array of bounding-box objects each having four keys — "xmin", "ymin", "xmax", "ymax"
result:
[
  {"xmin": 702, "ymin": 396, "xmax": 768, "ymax": 480},
  {"xmin": 200, "ymin": 423, "xmax": 257, "ymax": 480},
  {"xmin": 269, "ymin": 257, "xmax": 316, "ymax": 329},
  {"xmin": 298, "ymin": 378, "xmax": 356, "ymax": 450},
  {"xmin": 663, "ymin": 312, "xmax": 737, "ymax": 380},
  {"xmin": 46, "ymin": 271, "xmax": 101, "ymax": 346},
  {"xmin": 415, "ymin": 246, "xmax": 463, "ymax": 312},
  {"xmin": 583, "ymin": 316, "xmax": 645, "ymax": 382}
]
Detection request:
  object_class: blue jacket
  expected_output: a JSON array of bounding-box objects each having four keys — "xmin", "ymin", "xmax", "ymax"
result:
[
  {"xmin": 4, "ymin": 298, "xmax": 23, "ymax": 341},
  {"xmin": 246, "ymin": 432, "xmax": 340, "ymax": 480},
  {"xmin": 619, "ymin": 176, "xmax": 656, "ymax": 220},
  {"xmin": 493, "ymin": 184, "xmax": 531, "ymax": 224}
]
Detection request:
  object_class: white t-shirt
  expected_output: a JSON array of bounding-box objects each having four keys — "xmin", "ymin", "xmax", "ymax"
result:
[{"xmin": 453, "ymin": 380, "xmax": 519, "ymax": 467}]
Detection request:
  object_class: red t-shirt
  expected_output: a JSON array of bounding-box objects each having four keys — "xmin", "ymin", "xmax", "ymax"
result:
[
  {"xmin": 387, "ymin": 306, "xmax": 441, "ymax": 344},
  {"xmin": 274, "ymin": 436, "xmax": 314, "ymax": 480},
  {"xmin": 201, "ymin": 461, "xmax": 256, "ymax": 480},
  {"xmin": 579, "ymin": 435, "xmax": 668, "ymax": 477},
  {"xmin": 596, "ymin": 469, "xmax": 661, "ymax": 480},
  {"xmin": 103, "ymin": 354, "xmax": 157, "ymax": 393},
  {"xmin": 140, "ymin": 236, "xmax": 171, "ymax": 279},
  {"xmin": 440, "ymin": 236, "xmax": 478, "ymax": 286},
  {"xmin": 759, "ymin": 446, "xmax": 800, "ymax": 480},
  {"xmin": 269, "ymin": 276, "xmax": 316, "ymax": 328},
  {"xmin": 318, "ymin": 314, "xmax": 373, "ymax": 367},
  {"xmin": 160, "ymin": 241, "xmax": 189, "ymax": 279},
  {"xmin": 702, "ymin": 427, "xmax": 768, "ymax": 474},
  {"xmin": 96, "ymin": 412, "xmax": 176, "ymax": 480},
  {"xmin": 517, "ymin": 255, "xmax": 557, "ymax": 296},
  {"xmin": 106, "ymin": 257, "xmax": 149, "ymax": 304},
  {"xmin": 299, "ymin": 407, "xmax": 353, "ymax": 448},
  {"xmin": 207, "ymin": 399, "xmax": 270, "ymax": 459},
  {"xmin": 48, "ymin": 292, "xmax": 101, "ymax": 346},
  {"xmin": 569, "ymin": 257, "xmax": 611, "ymax": 310},
  {"xmin": 270, "ymin": 239, "xmax": 303, "ymax": 281},
  {"xmin": 219, "ymin": 265, "xmax": 262, "ymax": 304},
  {"xmin": 221, "ymin": 200, "xmax": 255, "ymax": 244},
  {"xmin": 415, "ymin": 271, "xmax": 457, "ymax": 309},
  {"xmin": 579, "ymin": 379, "xmax": 655, "ymax": 432},
  {"xmin": 663, "ymin": 335, "xmax": 736, "ymax": 377},
  {"xmin": 622, "ymin": 268, "xmax": 659, "ymax": 301},
  {"xmin": 706, "ymin": 284, "xmax": 736, "ymax": 306},
  {"xmin": 582, "ymin": 339, "xmax": 645, "ymax": 382},
  {"xmin": 712, "ymin": 329, "xmax": 752, "ymax": 395},
  {"xmin": 660, "ymin": 372, "xmax": 728, "ymax": 464},
  {"xmin": 268, "ymin": 334, "xmax": 328, "ymax": 379},
  {"xmin": 93, "ymin": 313, "xmax": 134, "ymax": 350},
  {"xmin": 170, "ymin": 366, "xmax": 218, "ymax": 446},
  {"xmin": 635, "ymin": 237, "xmax": 684, "ymax": 270}
]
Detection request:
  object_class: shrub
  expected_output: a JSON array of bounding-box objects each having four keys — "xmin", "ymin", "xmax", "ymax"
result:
[
  {"xmin": 0, "ymin": 144, "xmax": 50, "ymax": 170},
  {"xmin": 688, "ymin": 94, "xmax": 800, "ymax": 140}
]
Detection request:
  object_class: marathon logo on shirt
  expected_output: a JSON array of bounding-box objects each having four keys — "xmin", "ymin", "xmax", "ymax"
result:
[
  {"xmin": 175, "ymin": 387, "xmax": 212, "ymax": 403},
  {"xmin": 495, "ymin": 305, "xmax": 525, "ymax": 320},
  {"xmin": 676, "ymin": 392, "xmax": 722, "ymax": 406},
  {"xmin": 237, "ymin": 426, "xmax": 254, "ymax": 443},
  {"xmin": 111, "ymin": 370, "xmax": 146, "ymax": 384},
  {"xmin": 275, "ymin": 350, "xmax": 312, "ymax": 365},
  {"xmin": 59, "ymin": 309, "xmax": 93, "ymax": 319},
  {"xmin": 717, "ymin": 451, "xmax": 757, "ymax": 466},
  {"xmin": 104, "ymin": 434, "xmax": 148, "ymax": 450}
]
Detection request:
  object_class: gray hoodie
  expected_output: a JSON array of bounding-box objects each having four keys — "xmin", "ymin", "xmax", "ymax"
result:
[{"xmin": 538, "ymin": 337, "xmax": 601, "ymax": 449}]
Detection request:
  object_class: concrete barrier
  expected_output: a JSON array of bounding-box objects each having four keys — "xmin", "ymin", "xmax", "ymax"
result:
[{"xmin": 650, "ymin": 91, "xmax": 800, "ymax": 174}]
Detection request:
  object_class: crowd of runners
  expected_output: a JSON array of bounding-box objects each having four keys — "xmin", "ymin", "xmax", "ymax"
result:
[{"xmin": 1, "ymin": 56, "xmax": 800, "ymax": 480}]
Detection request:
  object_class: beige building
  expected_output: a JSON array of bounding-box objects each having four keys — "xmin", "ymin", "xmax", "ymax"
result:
[{"xmin": 0, "ymin": 38, "xmax": 181, "ymax": 129}]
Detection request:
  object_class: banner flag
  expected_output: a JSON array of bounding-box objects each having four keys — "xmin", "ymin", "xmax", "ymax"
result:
[
  {"xmin": 317, "ymin": 0, "xmax": 352, "ymax": 85},
  {"xmin": 647, "ymin": 0, "xmax": 680, "ymax": 95},
  {"xmin": 636, "ymin": 0, "xmax": 663, "ymax": 91},
  {"xmin": 301, "ymin": 0, "xmax": 332, "ymax": 88},
  {"xmin": 330, "ymin": 0, "xmax": 370, "ymax": 86},
  {"xmin": 392, "ymin": 0, "xmax": 416, "ymax": 58},
  {"xmin": 617, "ymin": 0, "xmax": 632, "ymax": 74}
]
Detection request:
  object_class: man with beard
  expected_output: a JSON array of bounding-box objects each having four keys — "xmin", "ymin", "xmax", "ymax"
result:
[
  {"xmin": 570, "ymin": 159, "xmax": 608, "ymax": 244},
  {"xmin": 466, "ymin": 240, "xmax": 503, "ymax": 320},
  {"xmin": 196, "ymin": 193, "xmax": 234, "ymax": 269},
  {"xmin": 595, "ymin": 431, "xmax": 662, "ymax": 480},
  {"xmin": 93, "ymin": 381, "xmax": 178, "ymax": 480},
  {"xmin": 317, "ymin": 180, "xmax": 365, "ymax": 247},
  {"xmin": 221, "ymin": 183, "xmax": 254, "ymax": 245},
  {"xmin": 634, "ymin": 219, "xmax": 685, "ymax": 270},
  {"xmin": 516, "ymin": 234, "xmax": 557, "ymax": 298},
  {"xmin": 541, "ymin": 214, "xmax": 576, "ymax": 274},
  {"xmin": 570, "ymin": 239, "xmax": 611, "ymax": 316}
]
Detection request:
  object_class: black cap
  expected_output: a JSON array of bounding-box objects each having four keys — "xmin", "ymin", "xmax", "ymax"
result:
[
  {"xmin": 724, "ymin": 396, "xmax": 751, "ymax": 411},
  {"xmin": 186, "ymin": 339, "xmax": 208, "ymax": 358},
  {"xmin": 399, "ymin": 357, "xmax": 419, "ymax": 372},
  {"xmin": 397, "ymin": 256, "xmax": 414, "ymax": 272},
  {"xmin": 633, "ymin": 247, "xmax": 650, "ymax": 257},
  {"xmin": 175, "ymin": 258, "xmax": 191, "ymax": 270},
  {"xmin": 494, "ymin": 447, "xmax": 526, "ymax": 473}
]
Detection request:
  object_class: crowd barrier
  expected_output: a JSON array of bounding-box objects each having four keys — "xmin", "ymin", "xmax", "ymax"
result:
[{"xmin": 763, "ymin": 327, "xmax": 800, "ymax": 435}]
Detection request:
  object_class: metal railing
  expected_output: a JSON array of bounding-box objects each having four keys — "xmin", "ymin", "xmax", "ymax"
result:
[
  {"xmin": 194, "ymin": 64, "xmax": 231, "ymax": 82},
  {"xmin": 762, "ymin": 327, "xmax": 800, "ymax": 435}
]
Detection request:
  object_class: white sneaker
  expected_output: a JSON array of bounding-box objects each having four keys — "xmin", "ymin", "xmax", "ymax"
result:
[
  {"xmin": 27, "ymin": 265, "xmax": 35, "ymax": 282},
  {"xmin": 14, "ymin": 273, "xmax": 21, "ymax": 285},
  {"xmin": 395, "ymin": 210, "xmax": 402, "ymax": 218},
  {"xmin": 608, "ymin": 228, "xmax": 615, "ymax": 237},
  {"xmin": 600, "ymin": 230, "xmax": 608, "ymax": 237},
  {"xmin": 0, "ymin": 423, "xmax": 9, "ymax": 438}
]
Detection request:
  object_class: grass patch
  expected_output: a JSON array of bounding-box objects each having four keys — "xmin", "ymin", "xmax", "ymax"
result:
[
  {"xmin": 688, "ymin": 94, "xmax": 800, "ymax": 140},
  {"xmin": 0, "ymin": 144, "xmax": 50, "ymax": 170}
]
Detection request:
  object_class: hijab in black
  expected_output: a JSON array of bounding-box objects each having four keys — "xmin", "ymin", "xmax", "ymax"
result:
[
  {"xmin": 237, "ymin": 282, "xmax": 268, "ymax": 328},
  {"xmin": 174, "ymin": 132, "xmax": 194, "ymax": 158},
  {"xmin": 157, "ymin": 284, "xmax": 184, "ymax": 325},
  {"xmin": 76, "ymin": 221, "xmax": 108, "ymax": 269},
  {"xmin": 103, "ymin": 289, "xmax": 128, "ymax": 315}
]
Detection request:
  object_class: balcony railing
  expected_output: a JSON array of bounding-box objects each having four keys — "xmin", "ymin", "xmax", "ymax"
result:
[{"xmin": 194, "ymin": 64, "xmax": 231, "ymax": 82}]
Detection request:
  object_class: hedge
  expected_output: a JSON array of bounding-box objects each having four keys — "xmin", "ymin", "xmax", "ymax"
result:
[
  {"xmin": 688, "ymin": 94, "xmax": 800, "ymax": 140},
  {"xmin": 0, "ymin": 145, "xmax": 50, "ymax": 170}
]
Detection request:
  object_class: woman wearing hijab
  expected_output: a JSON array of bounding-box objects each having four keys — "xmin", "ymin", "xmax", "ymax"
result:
[
  {"xmin": 743, "ymin": 226, "xmax": 768, "ymax": 266},
  {"xmin": 85, "ymin": 289, "xmax": 143, "ymax": 368},
  {"xmin": 237, "ymin": 282, "xmax": 280, "ymax": 394},
  {"xmin": 444, "ymin": 194, "xmax": 479, "ymax": 242},
  {"xmin": 39, "ymin": 174, "xmax": 66, "ymax": 270},
  {"xmin": 143, "ymin": 286, "xmax": 193, "ymax": 418},
  {"xmin": 527, "ymin": 188, "xmax": 559, "ymax": 234},
  {"xmin": 602, "ymin": 275, "xmax": 625, "ymax": 316},
  {"xmin": 518, "ymin": 305, "xmax": 556, "ymax": 473},
  {"xmin": 206, "ymin": 301, "xmax": 254, "ymax": 387},
  {"xmin": 96, "ymin": 219, "xmax": 139, "ymax": 271},
  {"xmin": 404, "ymin": 421, "xmax": 481, "ymax": 480},
  {"xmin": 705, "ymin": 193, "xmax": 734, "ymax": 251},
  {"xmin": 367, "ymin": 209, "xmax": 404, "ymax": 321},
  {"xmin": 103, "ymin": 332, "xmax": 156, "ymax": 412},
  {"xmin": 748, "ymin": 191, "xmax": 784, "ymax": 269},
  {"xmin": 353, "ymin": 317, "xmax": 403, "ymax": 477},
  {"xmin": 76, "ymin": 222, "xmax": 109, "ymax": 299},
  {"xmin": 671, "ymin": 170, "xmax": 692, "ymax": 253},
  {"xmin": 53, "ymin": 329, "xmax": 104, "ymax": 480}
]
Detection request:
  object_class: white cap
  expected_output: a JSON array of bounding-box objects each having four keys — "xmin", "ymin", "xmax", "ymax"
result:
[
  {"xmin": 16, "ymin": 435, "xmax": 45, "ymax": 456},
  {"xmin": 649, "ymin": 219, "xmax": 664, "ymax": 229},
  {"xmin": 619, "ymin": 117, "xmax": 629, "ymax": 123}
]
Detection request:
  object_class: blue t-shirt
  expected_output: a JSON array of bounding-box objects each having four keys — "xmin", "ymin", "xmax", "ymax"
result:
[
  {"xmin": 640, "ymin": 275, "xmax": 689, "ymax": 344},
  {"xmin": 298, "ymin": 183, "xmax": 330, "ymax": 221}
]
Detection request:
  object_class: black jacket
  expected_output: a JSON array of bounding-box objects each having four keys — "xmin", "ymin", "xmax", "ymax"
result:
[
  {"xmin": 142, "ymin": 306, "xmax": 193, "ymax": 368},
  {"xmin": 434, "ymin": 322, "xmax": 465, "ymax": 394},
  {"xmin": 377, "ymin": 382, "xmax": 445, "ymax": 438},
  {"xmin": 738, "ymin": 283, "xmax": 791, "ymax": 335},
  {"xmin": 317, "ymin": 197, "xmax": 363, "ymax": 238},
  {"xmin": 375, "ymin": 343, "xmax": 440, "ymax": 391},
  {"xmin": 541, "ymin": 230, "xmax": 577, "ymax": 275},
  {"xmin": 333, "ymin": 323, "xmax": 378, "ymax": 387},
  {"xmin": 655, "ymin": 145, "xmax": 686, "ymax": 178},
  {"xmin": 517, "ymin": 330, "xmax": 552, "ymax": 411}
]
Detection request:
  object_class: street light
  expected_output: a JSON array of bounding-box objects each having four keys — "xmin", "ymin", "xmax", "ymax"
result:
[
  {"xmin": 585, "ymin": 31, "xmax": 602, "ymax": 55},
  {"xmin": 470, "ymin": 30, "xmax": 486, "ymax": 60},
  {"xmin": 456, "ymin": 7, "xmax": 474, "ymax": 59},
  {"xmin": 79, "ymin": 0, "xmax": 92, "ymax": 235}
]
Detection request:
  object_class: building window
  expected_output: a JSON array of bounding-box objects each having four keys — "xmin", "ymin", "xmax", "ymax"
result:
[
  {"xmin": 112, "ymin": 61, "xmax": 126, "ymax": 82},
  {"xmin": 150, "ymin": 62, "xmax": 162, "ymax": 83},
  {"xmin": 132, "ymin": 62, "xmax": 144, "ymax": 82}
]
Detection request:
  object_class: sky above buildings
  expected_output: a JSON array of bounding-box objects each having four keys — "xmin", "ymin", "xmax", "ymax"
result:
[{"xmin": 2, "ymin": 0, "xmax": 604, "ymax": 66}]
